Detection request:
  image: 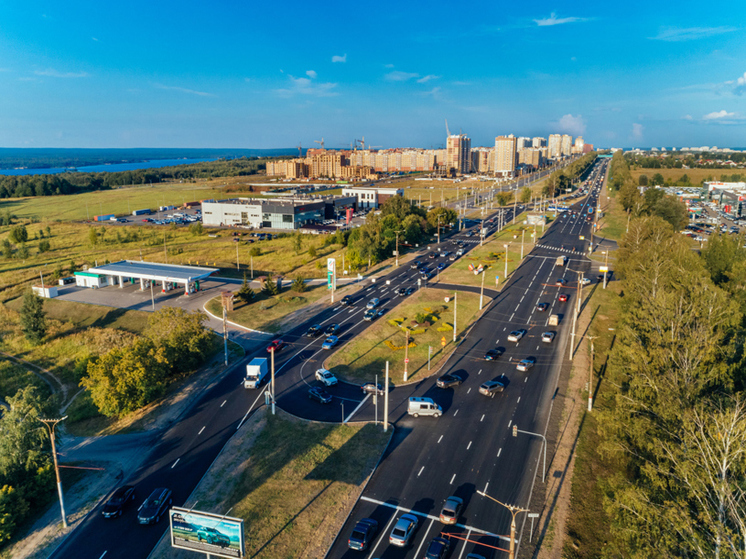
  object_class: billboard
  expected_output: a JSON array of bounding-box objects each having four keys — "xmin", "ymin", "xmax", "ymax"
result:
[{"xmin": 169, "ymin": 507, "xmax": 245, "ymax": 559}]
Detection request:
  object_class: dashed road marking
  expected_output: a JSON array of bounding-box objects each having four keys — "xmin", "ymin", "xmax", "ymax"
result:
[
  {"xmin": 171, "ymin": 458, "xmax": 180, "ymax": 469},
  {"xmin": 497, "ymin": 448, "xmax": 502, "ymax": 457},
  {"xmin": 198, "ymin": 426, "xmax": 205, "ymax": 435},
  {"xmin": 418, "ymin": 466, "xmax": 425, "ymax": 477}
]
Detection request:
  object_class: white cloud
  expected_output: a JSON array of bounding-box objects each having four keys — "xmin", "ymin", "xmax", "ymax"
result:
[
  {"xmin": 420, "ymin": 87, "xmax": 441, "ymax": 98},
  {"xmin": 554, "ymin": 114, "xmax": 586, "ymax": 136},
  {"xmin": 275, "ymin": 75, "xmax": 338, "ymax": 97},
  {"xmin": 154, "ymin": 83, "xmax": 215, "ymax": 97},
  {"xmin": 703, "ymin": 110, "xmax": 735, "ymax": 120},
  {"xmin": 417, "ymin": 75, "xmax": 440, "ymax": 83},
  {"xmin": 34, "ymin": 68, "xmax": 88, "ymax": 78},
  {"xmin": 733, "ymin": 72, "xmax": 746, "ymax": 95},
  {"xmin": 92, "ymin": 37, "xmax": 98, "ymax": 42},
  {"xmin": 650, "ymin": 26, "xmax": 737, "ymax": 42},
  {"xmin": 384, "ymin": 63, "xmax": 395, "ymax": 68},
  {"xmin": 534, "ymin": 12, "xmax": 588, "ymax": 27},
  {"xmin": 385, "ymin": 71, "xmax": 419, "ymax": 81},
  {"xmin": 331, "ymin": 54, "xmax": 347, "ymax": 63},
  {"xmin": 632, "ymin": 123, "xmax": 644, "ymax": 141},
  {"xmin": 306, "ymin": 70, "xmax": 317, "ymax": 79},
  {"xmin": 683, "ymin": 114, "xmax": 693, "ymax": 120}
]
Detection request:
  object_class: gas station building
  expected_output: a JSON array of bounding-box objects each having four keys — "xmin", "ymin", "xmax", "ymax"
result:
[{"xmin": 74, "ymin": 261, "xmax": 218, "ymax": 296}]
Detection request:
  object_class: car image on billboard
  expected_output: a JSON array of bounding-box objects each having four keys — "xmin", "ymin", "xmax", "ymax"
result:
[{"xmin": 170, "ymin": 507, "xmax": 245, "ymax": 558}]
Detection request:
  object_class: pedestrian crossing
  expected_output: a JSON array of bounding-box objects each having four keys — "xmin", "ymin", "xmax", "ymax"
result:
[{"xmin": 535, "ymin": 243, "xmax": 585, "ymax": 254}]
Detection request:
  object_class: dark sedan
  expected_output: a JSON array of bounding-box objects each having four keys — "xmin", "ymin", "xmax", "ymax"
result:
[
  {"xmin": 436, "ymin": 373, "xmax": 464, "ymax": 388},
  {"xmin": 305, "ymin": 325, "xmax": 322, "ymax": 338},
  {"xmin": 325, "ymin": 323, "xmax": 339, "ymax": 335},
  {"xmin": 137, "ymin": 487, "xmax": 172, "ymax": 524},
  {"xmin": 484, "ymin": 348, "xmax": 504, "ymax": 361},
  {"xmin": 348, "ymin": 517, "xmax": 379, "ymax": 551},
  {"xmin": 308, "ymin": 387, "xmax": 333, "ymax": 404},
  {"xmin": 361, "ymin": 382, "xmax": 385, "ymax": 395},
  {"xmin": 101, "ymin": 485, "xmax": 136, "ymax": 518}
]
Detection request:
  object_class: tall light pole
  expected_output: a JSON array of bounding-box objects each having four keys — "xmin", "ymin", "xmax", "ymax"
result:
[
  {"xmin": 479, "ymin": 267, "xmax": 486, "ymax": 310},
  {"xmin": 403, "ymin": 329, "xmax": 410, "ymax": 381},
  {"xmin": 569, "ymin": 269, "xmax": 584, "ymax": 360},
  {"xmin": 520, "ymin": 229, "xmax": 525, "ymax": 260},
  {"xmin": 40, "ymin": 416, "xmax": 68, "ymax": 529},
  {"xmin": 452, "ymin": 292, "xmax": 457, "ymax": 343},
  {"xmin": 437, "ymin": 215, "xmax": 441, "ymax": 245},
  {"xmin": 394, "ymin": 230, "xmax": 403, "ymax": 267},
  {"xmin": 504, "ymin": 244, "xmax": 509, "ymax": 279},
  {"xmin": 603, "ymin": 250, "xmax": 609, "ymax": 289},
  {"xmin": 587, "ymin": 336, "xmax": 598, "ymax": 412},
  {"xmin": 270, "ymin": 347, "xmax": 276, "ymax": 415},
  {"xmin": 476, "ymin": 490, "xmax": 529, "ymax": 559}
]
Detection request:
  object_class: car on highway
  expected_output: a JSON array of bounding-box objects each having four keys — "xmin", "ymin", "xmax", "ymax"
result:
[
  {"xmin": 101, "ymin": 485, "xmax": 136, "ymax": 518},
  {"xmin": 437, "ymin": 262, "xmax": 446, "ymax": 270},
  {"xmin": 405, "ymin": 286, "xmax": 415, "ymax": 295},
  {"xmin": 424, "ymin": 536, "xmax": 451, "ymax": 559},
  {"xmin": 456, "ymin": 249, "xmax": 464, "ymax": 256},
  {"xmin": 537, "ymin": 303, "xmax": 549, "ymax": 312},
  {"xmin": 366, "ymin": 298, "xmax": 380, "ymax": 309},
  {"xmin": 196, "ymin": 526, "xmax": 230, "ymax": 547},
  {"xmin": 315, "ymin": 368, "xmax": 338, "ymax": 386},
  {"xmin": 347, "ymin": 517, "xmax": 379, "ymax": 551},
  {"xmin": 542, "ymin": 332, "xmax": 556, "ymax": 343},
  {"xmin": 484, "ymin": 348, "xmax": 503, "ymax": 361},
  {"xmin": 581, "ymin": 277, "xmax": 591, "ymax": 286},
  {"xmin": 137, "ymin": 487, "xmax": 172, "ymax": 524},
  {"xmin": 507, "ymin": 329, "xmax": 527, "ymax": 342},
  {"xmin": 439, "ymin": 496, "xmax": 463, "ymax": 524},
  {"xmin": 363, "ymin": 309, "xmax": 378, "ymax": 321},
  {"xmin": 516, "ymin": 357, "xmax": 536, "ymax": 372},
  {"xmin": 441, "ymin": 251, "xmax": 451, "ymax": 258},
  {"xmin": 266, "ymin": 339, "xmax": 286, "ymax": 353},
  {"xmin": 325, "ymin": 323, "xmax": 339, "ymax": 335},
  {"xmin": 556, "ymin": 278, "xmax": 566, "ymax": 286},
  {"xmin": 308, "ymin": 387, "xmax": 333, "ymax": 404},
  {"xmin": 321, "ymin": 335, "xmax": 339, "ymax": 350},
  {"xmin": 397, "ymin": 287, "xmax": 407, "ymax": 296},
  {"xmin": 389, "ymin": 513, "xmax": 419, "ymax": 547},
  {"xmin": 340, "ymin": 295, "xmax": 354, "ymax": 306},
  {"xmin": 436, "ymin": 373, "xmax": 463, "ymax": 388},
  {"xmin": 305, "ymin": 325, "xmax": 322, "ymax": 338},
  {"xmin": 479, "ymin": 379, "xmax": 505, "ymax": 396},
  {"xmin": 558, "ymin": 294, "xmax": 568, "ymax": 302},
  {"xmin": 410, "ymin": 261, "xmax": 421, "ymax": 270},
  {"xmin": 361, "ymin": 382, "xmax": 384, "ymax": 395}
]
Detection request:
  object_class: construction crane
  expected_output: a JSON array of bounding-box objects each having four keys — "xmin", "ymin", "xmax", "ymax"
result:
[
  {"xmin": 369, "ymin": 145, "xmax": 382, "ymax": 151},
  {"xmin": 445, "ymin": 118, "xmax": 450, "ymax": 137},
  {"xmin": 314, "ymin": 138, "xmax": 325, "ymax": 150}
]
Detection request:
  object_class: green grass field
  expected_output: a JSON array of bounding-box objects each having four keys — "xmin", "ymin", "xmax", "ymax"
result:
[
  {"xmin": 628, "ymin": 167, "xmax": 728, "ymax": 186},
  {"xmin": 325, "ymin": 287, "xmax": 484, "ymax": 385}
]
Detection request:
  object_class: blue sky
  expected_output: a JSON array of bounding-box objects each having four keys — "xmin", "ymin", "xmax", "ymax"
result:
[{"xmin": 0, "ymin": 0, "xmax": 744, "ymax": 149}]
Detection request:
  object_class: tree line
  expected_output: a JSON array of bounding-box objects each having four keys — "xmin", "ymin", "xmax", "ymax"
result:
[
  {"xmin": 596, "ymin": 217, "xmax": 746, "ymax": 558},
  {"xmin": 543, "ymin": 152, "xmax": 598, "ymax": 199},
  {"xmin": 0, "ymin": 157, "xmax": 272, "ymax": 199}
]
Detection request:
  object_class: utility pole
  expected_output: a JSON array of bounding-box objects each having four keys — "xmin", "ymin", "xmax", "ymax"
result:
[
  {"xmin": 521, "ymin": 229, "xmax": 525, "ymax": 260},
  {"xmin": 437, "ymin": 215, "xmax": 441, "ymax": 245},
  {"xmin": 40, "ymin": 416, "xmax": 68, "ymax": 529},
  {"xmin": 270, "ymin": 347, "xmax": 276, "ymax": 415},
  {"xmin": 569, "ymin": 270, "xmax": 584, "ymax": 360},
  {"xmin": 587, "ymin": 336, "xmax": 598, "ymax": 411},
  {"xmin": 603, "ymin": 250, "xmax": 609, "ymax": 289},
  {"xmin": 403, "ymin": 329, "xmax": 410, "ymax": 381},
  {"xmin": 394, "ymin": 230, "xmax": 403, "ymax": 267},
  {"xmin": 476, "ymin": 491, "xmax": 529, "ymax": 559},
  {"xmin": 222, "ymin": 305, "xmax": 228, "ymax": 366},
  {"xmin": 479, "ymin": 267, "xmax": 486, "ymax": 310},
  {"xmin": 236, "ymin": 242, "xmax": 240, "ymax": 270},
  {"xmin": 452, "ymin": 292, "xmax": 457, "ymax": 343},
  {"xmin": 504, "ymin": 244, "xmax": 509, "ymax": 279},
  {"xmin": 384, "ymin": 361, "xmax": 389, "ymax": 432}
]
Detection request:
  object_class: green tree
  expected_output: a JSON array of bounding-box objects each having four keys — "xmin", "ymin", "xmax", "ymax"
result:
[
  {"xmin": 88, "ymin": 227, "xmax": 99, "ymax": 246},
  {"xmin": 38, "ymin": 240, "xmax": 51, "ymax": 253},
  {"xmin": 652, "ymin": 195, "xmax": 689, "ymax": 230},
  {"xmin": 262, "ymin": 273, "xmax": 279, "ymax": 296},
  {"xmin": 45, "ymin": 225, "xmax": 51, "ymax": 237},
  {"xmin": 496, "ymin": 192, "xmax": 511, "ymax": 206},
  {"xmin": 520, "ymin": 187, "xmax": 532, "ymax": 204},
  {"xmin": 189, "ymin": 222, "xmax": 204, "ymax": 236},
  {"xmin": 236, "ymin": 273, "xmax": 255, "ymax": 303},
  {"xmin": 8, "ymin": 225, "xmax": 27, "ymax": 244},
  {"xmin": 638, "ymin": 174, "xmax": 649, "ymax": 186},
  {"xmin": 249, "ymin": 246, "xmax": 261, "ymax": 257},
  {"xmin": 37, "ymin": 229, "xmax": 44, "ymax": 239},
  {"xmin": 69, "ymin": 260, "xmax": 78, "ymax": 273},
  {"xmin": 293, "ymin": 231, "xmax": 303, "ymax": 254},
  {"xmin": 2, "ymin": 239, "xmax": 12, "ymax": 259},
  {"xmin": 292, "ymin": 275, "xmax": 307, "ymax": 292},
  {"xmin": 51, "ymin": 264, "xmax": 63, "ymax": 281},
  {"xmin": 1, "ymin": 210, "xmax": 13, "ymax": 226},
  {"xmin": 19, "ymin": 290, "xmax": 46, "ymax": 344},
  {"xmin": 16, "ymin": 242, "xmax": 29, "ymax": 259},
  {"xmin": 144, "ymin": 307, "xmax": 213, "ymax": 374},
  {"xmin": 652, "ymin": 172, "xmax": 665, "ymax": 185},
  {"xmin": 0, "ymin": 484, "xmax": 29, "ymax": 544},
  {"xmin": 308, "ymin": 245, "xmax": 317, "ymax": 258}
]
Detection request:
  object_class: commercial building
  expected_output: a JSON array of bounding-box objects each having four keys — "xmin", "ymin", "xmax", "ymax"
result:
[
  {"xmin": 202, "ymin": 195, "xmax": 356, "ymax": 229},
  {"xmin": 494, "ymin": 135, "xmax": 518, "ymax": 178},
  {"xmin": 341, "ymin": 186, "xmax": 404, "ymax": 210},
  {"xmin": 446, "ymin": 134, "xmax": 471, "ymax": 174}
]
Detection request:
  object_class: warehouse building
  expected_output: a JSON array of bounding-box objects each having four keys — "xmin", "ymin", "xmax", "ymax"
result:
[{"xmin": 340, "ymin": 186, "xmax": 404, "ymax": 210}]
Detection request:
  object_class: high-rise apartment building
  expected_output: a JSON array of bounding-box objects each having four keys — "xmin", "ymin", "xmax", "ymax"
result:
[
  {"xmin": 561, "ymin": 134, "xmax": 573, "ymax": 156},
  {"xmin": 548, "ymin": 134, "xmax": 562, "ymax": 159},
  {"xmin": 494, "ymin": 135, "xmax": 517, "ymax": 177},
  {"xmin": 471, "ymin": 147, "xmax": 494, "ymax": 174},
  {"xmin": 517, "ymin": 136, "xmax": 531, "ymax": 149},
  {"xmin": 532, "ymin": 137, "xmax": 547, "ymax": 148},
  {"xmin": 446, "ymin": 134, "xmax": 471, "ymax": 174},
  {"xmin": 518, "ymin": 147, "xmax": 544, "ymax": 169}
]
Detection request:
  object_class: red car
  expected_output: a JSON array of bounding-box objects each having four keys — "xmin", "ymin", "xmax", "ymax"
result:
[
  {"xmin": 266, "ymin": 339, "xmax": 286, "ymax": 353},
  {"xmin": 558, "ymin": 294, "xmax": 568, "ymax": 302}
]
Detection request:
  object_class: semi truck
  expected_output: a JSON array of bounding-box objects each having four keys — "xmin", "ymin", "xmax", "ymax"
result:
[
  {"xmin": 556, "ymin": 255, "xmax": 567, "ymax": 266},
  {"xmin": 244, "ymin": 358, "xmax": 269, "ymax": 389},
  {"xmin": 132, "ymin": 208, "xmax": 152, "ymax": 216}
]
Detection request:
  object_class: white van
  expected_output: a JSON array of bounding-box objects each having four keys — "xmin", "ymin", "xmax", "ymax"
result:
[{"xmin": 407, "ymin": 397, "xmax": 442, "ymax": 418}]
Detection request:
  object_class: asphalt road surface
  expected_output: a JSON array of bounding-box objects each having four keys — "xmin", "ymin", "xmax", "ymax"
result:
[{"xmin": 49, "ymin": 158, "xmax": 606, "ymax": 559}]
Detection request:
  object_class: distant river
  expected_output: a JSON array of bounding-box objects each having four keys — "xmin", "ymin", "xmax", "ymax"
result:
[{"xmin": 0, "ymin": 157, "xmax": 218, "ymax": 176}]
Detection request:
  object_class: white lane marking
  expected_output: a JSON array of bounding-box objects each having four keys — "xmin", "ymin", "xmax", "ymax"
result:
[
  {"xmin": 367, "ymin": 512, "xmax": 398, "ymax": 558},
  {"xmin": 348, "ymin": 308, "xmax": 355, "ymax": 314},
  {"xmin": 344, "ymin": 394, "xmax": 370, "ymax": 423},
  {"xmin": 418, "ymin": 466, "xmax": 425, "ymax": 477},
  {"xmin": 171, "ymin": 458, "xmax": 180, "ymax": 469},
  {"xmin": 480, "ymin": 414, "xmax": 485, "ymax": 422},
  {"xmin": 520, "ymin": 295, "xmax": 524, "ymax": 302},
  {"xmin": 198, "ymin": 426, "xmax": 205, "ymax": 435},
  {"xmin": 477, "ymin": 369, "xmax": 482, "ymax": 375},
  {"xmin": 484, "ymin": 482, "xmax": 489, "ymax": 493},
  {"xmin": 503, "ymin": 327, "xmax": 507, "ymax": 331},
  {"xmin": 498, "ymin": 448, "xmax": 502, "ymax": 457},
  {"xmin": 467, "ymin": 388, "xmax": 471, "ymax": 394},
  {"xmin": 515, "ymin": 304, "xmax": 520, "ymax": 311},
  {"xmin": 220, "ymin": 400, "xmax": 227, "ymax": 407},
  {"xmin": 457, "ymin": 530, "xmax": 473, "ymax": 559},
  {"xmin": 453, "ymin": 409, "xmax": 459, "ymax": 416},
  {"xmin": 537, "ymin": 345, "xmax": 540, "ymax": 350},
  {"xmin": 510, "ymin": 313, "xmax": 515, "ymax": 321},
  {"xmin": 438, "ymin": 435, "xmax": 443, "ymax": 443},
  {"xmin": 98, "ymin": 553, "xmax": 107, "ymax": 559},
  {"xmin": 525, "ymin": 377, "xmax": 528, "ymax": 382},
  {"xmin": 414, "ymin": 519, "xmax": 435, "ymax": 559},
  {"xmin": 517, "ymin": 397, "xmax": 521, "ymax": 403},
  {"xmin": 450, "ymin": 473, "xmax": 456, "ymax": 484},
  {"xmin": 508, "ymin": 420, "xmax": 512, "ymax": 427},
  {"xmin": 467, "ymin": 441, "xmax": 472, "ymax": 450}
]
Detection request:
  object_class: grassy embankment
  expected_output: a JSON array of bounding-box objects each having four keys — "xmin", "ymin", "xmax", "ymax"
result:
[
  {"xmin": 151, "ymin": 411, "xmax": 391, "ymax": 559},
  {"xmin": 628, "ymin": 167, "xmax": 730, "ymax": 186},
  {"xmin": 325, "ymin": 287, "xmax": 484, "ymax": 386}
]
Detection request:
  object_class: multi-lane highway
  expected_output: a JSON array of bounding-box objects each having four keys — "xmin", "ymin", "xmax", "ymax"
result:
[{"xmin": 50, "ymin": 157, "xmax": 607, "ymax": 559}]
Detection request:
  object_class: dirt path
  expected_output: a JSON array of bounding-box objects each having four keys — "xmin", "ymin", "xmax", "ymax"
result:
[{"xmin": 0, "ymin": 350, "xmax": 68, "ymax": 406}]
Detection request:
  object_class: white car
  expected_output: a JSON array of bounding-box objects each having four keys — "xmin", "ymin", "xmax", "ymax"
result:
[
  {"xmin": 516, "ymin": 358, "xmax": 536, "ymax": 372},
  {"xmin": 507, "ymin": 329, "xmax": 527, "ymax": 343},
  {"xmin": 366, "ymin": 298, "xmax": 380, "ymax": 309},
  {"xmin": 580, "ymin": 278, "xmax": 591, "ymax": 286},
  {"xmin": 541, "ymin": 332, "xmax": 555, "ymax": 343},
  {"xmin": 315, "ymin": 369, "xmax": 338, "ymax": 386}
]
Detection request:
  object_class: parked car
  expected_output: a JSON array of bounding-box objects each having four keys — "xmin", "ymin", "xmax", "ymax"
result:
[
  {"xmin": 439, "ymin": 496, "xmax": 463, "ymax": 524},
  {"xmin": 101, "ymin": 485, "xmax": 136, "ymax": 518},
  {"xmin": 321, "ymin": 335, "xmax": 339, "ymax": 350},
  {"xmin": 348, "ymin": 518, "xmax": 379, "ymax": 551},
  {"xmin": 308, "ymin": 387, "xmax": 333, "ymax": 404},
  {"xmin": 484, "ymin": 348, "xmax": 503, "ymax": 361},
  {"xmin": 516, "ymin": 357, "xmax": 536, "ymax": 372},
  {"xmin": 315, "ymin": 369, "xmax": 338, "ymax": 386},
  {"xmin": 507, "ymin": 329, "xmax": 527, "ymax": 342},
  {"xmin": 137, "ymin": 487, "xmax": 172, "ymax": 524},
  {"xmin": 436, "ymin": 373, "xmax": 463, "ymax": 388},
  {"xmin": 389, "ymin": 513, "xmax": 419, "ymax": 547},
  {"xmin": 266, "ymin": 339, "xmax": 286, "ymax": 353},
  {"xmin": 479, "ymin": 380, "xmax": 505, "ymax": 396}
]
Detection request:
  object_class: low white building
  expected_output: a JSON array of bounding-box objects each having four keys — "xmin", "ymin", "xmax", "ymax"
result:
[{"xmin": 340, "ymin": 187, "xmax": 404, "ymax": 209}]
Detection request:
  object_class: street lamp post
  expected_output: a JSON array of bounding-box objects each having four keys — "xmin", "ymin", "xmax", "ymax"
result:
[
  {"xmin": 476, "ymin": 490, "xmax": 529, "ymax": 559},
  {"xmin": 40, "ymin": 416, "xmax": 68, "ymax": 529},
  {"xmin": 587, "ymin": 336, "xmax": 597, "ymax": 411},
  {"xmin": 394, "ymin": 230, "xmax": 403, "ymax": 268},
  {"xmin": 504, "ymin": 244, "xmax": 509, "ymax": 280},
  {"xmin": 403, "ymin": 329, "xmax": 410, "ymax": 381},
  {"xmin": 270, "ymin": 347, "xmax": 276, "ymax": 415},
  {"xmin": 520, "ymin": 229, "xmax": 525, "ymax": 260},
  {"xmin": 603, "ymin": 250, "xmax": 609, "ymax": 289},
  {"xmin": 452, "ymin": 292, "xmax": 457, "ymax": 343}
]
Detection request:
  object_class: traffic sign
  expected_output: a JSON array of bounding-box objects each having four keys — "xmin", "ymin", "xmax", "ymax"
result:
[
  {"xmin": 404, "ymin": 358, "xmax": 409, "ymax": 363},
  {"xmin": 441, "ymin": 337, "xmax": 446, "ymax": 347},
  {"xmin": 599, "ymin": 266, "xmax": 609, "ymax": 272}
]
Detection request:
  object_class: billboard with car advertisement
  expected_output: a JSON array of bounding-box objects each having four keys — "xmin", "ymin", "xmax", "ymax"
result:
[{"xmin": 169, "ymin": 507, "xmax": 244, "ymax": 558}]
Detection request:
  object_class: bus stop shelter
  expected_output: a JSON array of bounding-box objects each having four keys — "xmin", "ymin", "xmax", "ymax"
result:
[{"xmin": 75, "ymin": 260, "xmax": 219, "ymax": 296}]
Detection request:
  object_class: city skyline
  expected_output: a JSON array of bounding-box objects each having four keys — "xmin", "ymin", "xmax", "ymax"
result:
[{"xmin": 0, "ymin": 1, "xmax": 744, "ymax": 149}]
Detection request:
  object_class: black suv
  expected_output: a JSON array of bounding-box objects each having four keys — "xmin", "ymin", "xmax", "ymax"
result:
[
  {"xmin": 137, "ymin": 488, "xmax": 172, "ymax": 524},
  {"xmin": 340, "ymin": 295, "xmax": 354, "ymax": 306},
  {"xmin": 101, "ymin": 485, "xmax": 136, "ymax": 518},
  {"xmin": 305, "ymin": 324, "xmax": 322, "ymax": 337}
]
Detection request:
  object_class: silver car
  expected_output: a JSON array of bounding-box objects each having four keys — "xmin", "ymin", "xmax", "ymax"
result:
[{"xmin": 389, "ymin": 513, "xmax": 418, "ymax": 547}]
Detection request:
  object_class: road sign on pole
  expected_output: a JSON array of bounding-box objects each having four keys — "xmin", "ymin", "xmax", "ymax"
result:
[{"xmin": 441, "ymin": 336, "xmax": 446, "ymax": 347}]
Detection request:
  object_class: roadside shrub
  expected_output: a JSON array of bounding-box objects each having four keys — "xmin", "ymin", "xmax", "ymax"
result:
[{"xmin": 292, "ymin": 275, "xmax": 307, "ymax": 292}]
